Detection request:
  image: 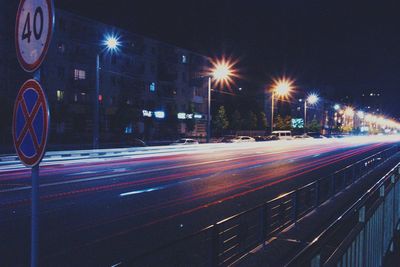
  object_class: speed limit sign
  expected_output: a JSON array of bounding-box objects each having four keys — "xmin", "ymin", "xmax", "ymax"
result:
[{"xmin": 15, "ymin": 0, "xmax": 54, "ymax": 72}]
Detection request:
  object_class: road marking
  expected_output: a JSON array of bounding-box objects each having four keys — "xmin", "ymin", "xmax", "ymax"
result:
[{"xmin": 119, "ymin": 186, "xmax": 165, "ymax": 197}]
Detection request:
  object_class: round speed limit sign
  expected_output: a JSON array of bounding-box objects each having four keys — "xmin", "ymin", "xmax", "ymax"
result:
[{"xmin": 15, "ymin": 0, "xmax": 54, "ymax": 72}]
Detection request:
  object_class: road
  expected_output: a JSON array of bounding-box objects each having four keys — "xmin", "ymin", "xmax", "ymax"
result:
[{"xmin": 0, "ymin": 136, "xmax": 399, "ymax": 266}]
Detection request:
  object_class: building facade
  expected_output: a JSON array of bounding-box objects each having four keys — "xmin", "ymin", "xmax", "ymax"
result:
[{"xmin": 1, "ymin": 6, "xmax": 210, "ymax": 148}]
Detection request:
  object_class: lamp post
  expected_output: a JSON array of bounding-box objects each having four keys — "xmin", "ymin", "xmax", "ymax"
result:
[
  {"xmin": 207, "ymin": 76, "xmax": 211, "ymax": 143},
  {"xmin": 206, "ymin": 58, "xmax": 238, "ymax": 143},
  {"xmin": 304, "ymin": 93, "xmax": 319, "ymax": 132},
  {"xmin": 270, "ymin": 78, "xmax": 294, "ymax": 133},
  {"xmin": 93, "ymin": 35, "xmax": 120, "ymax": 149}
]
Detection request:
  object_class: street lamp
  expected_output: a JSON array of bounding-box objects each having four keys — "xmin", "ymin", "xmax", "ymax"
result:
[
  {"xmin": 206, "ymin": 57, "xmax": 238, "ymax": 143},
  {"xmin": 93, "ymin": 34, "xmax": 121, "ymax": 149},
  {"xmin": 304, "ymin": 93, "xmax": 319, "ymax": 132},
  {"xmin": 270, "ymin": 77, "xmax": 294, "ymax": 132}
]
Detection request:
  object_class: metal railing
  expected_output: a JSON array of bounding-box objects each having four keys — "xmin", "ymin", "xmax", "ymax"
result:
[
  {"xmin": 127, "ymin": 145, "xmax": 399, "ymax": 267},
  {"xmin": 288, "ymin": 154, "xmax": 400, "ymax": 267}
]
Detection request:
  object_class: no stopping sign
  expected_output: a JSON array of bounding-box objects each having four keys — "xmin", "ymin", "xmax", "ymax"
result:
[{"xmin": 13, "ymin": 79, "xmax": 49, "ymax": 167}]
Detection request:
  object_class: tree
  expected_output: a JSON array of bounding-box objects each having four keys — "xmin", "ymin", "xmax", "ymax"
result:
[
  {"xmin": 276, "ymin": 115, "xmax": 292, "ymax": 130},
  {"xmin": 284, "ymin": 116, "xmax": 292, "ymax": 130},
  {"xmin": 230, "ymin": 110, "xmax": 242, "ymax": 131},
  {"xmin": 308, "ymin": 118, "xmax": 322, "ymax": 132},
  {"xmin": 213, "ymin": 106, "xmax": 229, "ymax": 134},
  {"xmin": 258, "ymin": 112, "xmax": 268, "ymax": 130},
  {"xmin": 243, "ymin": 111, "xmax": 258, "ymax": 130}
]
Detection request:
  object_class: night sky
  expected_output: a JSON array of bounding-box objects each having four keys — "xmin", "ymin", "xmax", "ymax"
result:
[{"xmin": 57, "ymin": 0, "xmax": 400, "ymax": 117}]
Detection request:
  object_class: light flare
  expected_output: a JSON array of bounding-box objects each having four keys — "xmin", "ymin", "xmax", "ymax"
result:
[
  {"xmin": 271, "ymin": 77, "xmax": 295, "ymax": 99},
  {"xmin": 207, "ymin": 56, "xmax": 240, "ymax": 89},
  {"xmin": 102, "ymin": 34, "xmax": 121, "ymax": 53},
  {"xmin": 306, "ymin": 93, "xmax": 319, "ymax": 105}
]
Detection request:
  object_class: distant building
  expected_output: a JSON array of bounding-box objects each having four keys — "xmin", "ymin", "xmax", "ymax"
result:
[
  {"xmin": 1, "ymin": 6, "xmax": 209, "ymax": 147},
  {"xmin": 358, "ymin": 91, "xmax": 383, "ymax": 114}
]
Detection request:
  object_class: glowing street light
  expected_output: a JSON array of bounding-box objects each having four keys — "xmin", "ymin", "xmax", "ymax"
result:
[
  {"xmin": 206, "ymin": 57, "xmax": 239, "ymax": 142},
  {"xmin": 307, "ymin": 93, "xmax": 319, "ymax": 105},
  {"xmin": 104, "ymin": 35, "xmax": 120, "ymax": 51},
  {"xmin": 94, "ymin": 34, "xmax": 121, "ymax": 149},
  {"xmin": 334, "ymin": 104, "xmax": 340, "ymax": 111},
  {"xmin": 208, "ymin": 57, "xmax": 239, "ymax": 88},
  {"xmin": 270, "ymin": 77, "xmax": 295, "ymax": 132},
  {"xmin": 304, "ymin": 93, "xmax": 319, "ymax": 132}
]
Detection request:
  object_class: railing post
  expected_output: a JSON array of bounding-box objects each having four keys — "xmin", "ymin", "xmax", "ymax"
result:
[
  {"xmin": 292, "ymin": 191, "xmax": 299, "ymax": 224},
  {"xmin": 359, "ymin": 206, "xmax": 366, "ymax": 267},
  {"xmin": 261, "ymin": 203, "xmax": 268, "ymax": 248},
  {"xmin": 391, "ymin": 175, "xmax": 396, "ymax": 229},
  {"xmin": 211, "ymin": 224, "xmax": 219, "ymax": 267},
  {"xmin": 391, "ymin": 175, "xmax": 396, "ymax": 253},
  {"xmin": 380, "ymin": 185, "xmax": 385, "ymax": 266},
  {"xmin": 315, "ymin": 180, "xmax": 320, "ymax": 208},
  {"xmin": 359, "ymin": 206, "xmax": 366, "ymax": 223},
  {"xmin": 310, "ymin": 254, "xmax": 320, "ymax": 267}
]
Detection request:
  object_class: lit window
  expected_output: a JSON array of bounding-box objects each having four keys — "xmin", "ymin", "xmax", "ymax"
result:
[
  {"xmin": 74, "ymin": 69, "xmax": 86, "ymax": 80},
  {"xmin": 125, "ymin": 123, "xmax": 133, "ymax": 134},
  {"xmin": 182, "ymin": 55, "xmax": 187, "ymax": 63},
  {"xmin": 56, "ymin": 90, "xmax": 64, "ymax": 101},
  {"xmin": 150, "ymin": 82, "xmax": 156, "ymax": 92}
]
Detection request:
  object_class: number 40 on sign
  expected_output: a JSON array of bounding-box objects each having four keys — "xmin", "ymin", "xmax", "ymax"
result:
[{"xmin": 15, "ymin": 0, "xmax": 54, "ymax": 72}]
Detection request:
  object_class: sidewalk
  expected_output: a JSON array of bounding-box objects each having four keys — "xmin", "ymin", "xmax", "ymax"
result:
[{"xmin": 236, "ymin": 154, "xmax": 400, "ymax": 267}]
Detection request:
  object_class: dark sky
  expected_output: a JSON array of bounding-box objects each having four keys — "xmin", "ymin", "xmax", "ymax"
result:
[{"xmin": 57, "ymin": 0, "xmax": 400, "ymax": 117}]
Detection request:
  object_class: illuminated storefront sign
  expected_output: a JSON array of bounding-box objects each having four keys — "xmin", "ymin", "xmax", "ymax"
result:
[{"xmin": 177, "ymin": 113, "xmax": 203, "ymax": 120}]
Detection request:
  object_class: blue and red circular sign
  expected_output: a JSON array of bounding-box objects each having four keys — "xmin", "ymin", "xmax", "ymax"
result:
[{"xmin": 13, "ymin": 79, "xmax": 49, "ymax": 167}]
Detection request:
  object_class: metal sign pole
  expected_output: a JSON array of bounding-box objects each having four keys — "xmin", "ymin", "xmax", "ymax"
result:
[
  {"xmin": 31, "ymin": 165, "xmax": 39, "ymax": 267},
  {"xmin": 31, "ymin": 69, "xmax": 41, "ymax": 267},
  {"xmin": 15, "ymin": 1, "xmax": 54, "ymax": 266}
]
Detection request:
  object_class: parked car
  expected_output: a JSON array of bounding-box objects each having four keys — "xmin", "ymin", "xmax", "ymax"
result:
[
  {"xmin": 219, "ymin": 135, "xmax": 237, "ymax": 143},
  {"xmin": 128, "ymin": 138, "xmax": 146, "ymax": 147},
  {"xmin": 254, "ymin": 135, "xmax": 268, "ymax": 142},
  {"xmin": 307, "ymin": 132, "xmax": 326, "ymax": 139},
  {"xmin": 293, "ymin": 134, "xmax": 312, "ymax": 139},
  {"xmin": 229, "ymin": 136, "xmax": 256, "ymax": 143},
  {"xmin": 272, "ymin": 131, "xmax": 293, "ymax": 140},
  {"xmin": 265, "ymin": 135, "xmax": 279, "ymax": 141},
  {"xmin": 122, "ymin": 135, "xmax": 147, "ymax": 147},
  {"xmin": 170, "ymin": 138, "xmax": 199, "ymax": 145}
]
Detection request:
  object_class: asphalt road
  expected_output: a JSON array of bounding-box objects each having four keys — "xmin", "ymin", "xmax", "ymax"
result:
[{"xmin": 1, "ymin": 136, "xmax": 399, "ymax": 266}]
